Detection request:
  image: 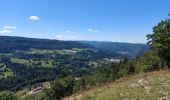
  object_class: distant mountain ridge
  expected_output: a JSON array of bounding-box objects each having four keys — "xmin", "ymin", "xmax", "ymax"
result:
[
  {"xmin": 80, "ymin": 41, "xmax": 150, "ymax": 58},
  {"xmin": 0, "ymin": 36, "xmax": 149, "ymax": 58},
  {"xmin": 0, "ymin": 36, "xmax": 94, "ymax": 53}
]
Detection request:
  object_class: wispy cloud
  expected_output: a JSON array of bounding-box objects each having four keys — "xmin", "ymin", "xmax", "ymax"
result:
[
  {"xmin": 88, "ymin": 28, "xmax": 98, "ymax": 32},
  {"xmin": 65, "ymin": 30, "xmax": 72, "ymax": 33},
  {"xmin": 4, "ymin": 26, "xmax": 16, "ymax": 29},
  {"xmin": 29, "ymin": 16, "xmax": 40, "ymax": 21},
  {"xmin": 55, "ymin": 34, "xmax": 81, "ymax": 40},
  {"xmin": 0, "ymin": 29, "xmax": 11, "ymax": 34}
]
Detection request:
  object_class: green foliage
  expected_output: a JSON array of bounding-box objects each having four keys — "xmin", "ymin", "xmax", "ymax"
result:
[
  {"xmin": 46, "ymin": 76, "xmax": 75, "ymax": 100},
  {"xmin": 134, "ymin": 51, "xmax": 167, "ymax": 72},
  {"xmin": 46, "ymin": 49, "xmax": 167, "ymax": 99},
  {"xmin": 0, "ymin": 91, "xmax": 17, "ymax": 100},
  {"xmin": 20, "ymin": 92, "xmax": 47, "ymax": 100},
  {"xmin": 147, "ymin": 16, "xmax": 170, "ymax": 67},
  {"xmin": 0, "ymin": 65, "xmax": 14, "ymax": 79},
  {"xmin": 46, "ymin": 60, "xmax": 132, "ymax": 99},
  {"xmin": 0, "ymin": 47, "xmax": 114, "ymax": 91}
]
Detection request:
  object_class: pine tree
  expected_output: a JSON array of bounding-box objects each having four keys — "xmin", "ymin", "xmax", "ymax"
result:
[{"xmin": 147, "ymin": 15, "xmax": 170, "ymax": 67}]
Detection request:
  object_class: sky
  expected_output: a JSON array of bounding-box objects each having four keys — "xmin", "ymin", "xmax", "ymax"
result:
[{"xmin": 0, "ymin": 0, "xmax": 170, "ymax": 43}]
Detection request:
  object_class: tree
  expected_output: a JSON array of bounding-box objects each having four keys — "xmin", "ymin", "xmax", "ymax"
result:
[
  {"xmin": 147, "ymin": 15, "xmax": 170, "ymax": 67},
  {"xmin": 46, "ymin": 76, "xmax": 75, "ymax": 100}
]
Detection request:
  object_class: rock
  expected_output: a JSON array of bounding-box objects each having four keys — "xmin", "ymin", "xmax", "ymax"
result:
[
  {"xmin": 159, "ymin": 97, "xmax": 168, "ymax": 100},
  {"xmin": 129, "ymin": 79, "xmax": 149, "ymax": 89},
  {"xmin": 144, "ymin": 86, "xmax": 150, "ymax": 90},
  {"xmin": 77, "ymin": 94, "xmax": 82, "ymax": 100}
]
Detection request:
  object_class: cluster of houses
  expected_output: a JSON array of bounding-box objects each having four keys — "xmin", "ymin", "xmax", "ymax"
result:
[
  {"xmin": 103, "ymin": 58, "xmax": 123, "ymax": 63},
  {"xmin": 28, "ymin": 82, "xmax": 50, "ymax": 95},
  {"xmin": 63, "ymin": 49, "xmax": 79, "ymax": 54}
]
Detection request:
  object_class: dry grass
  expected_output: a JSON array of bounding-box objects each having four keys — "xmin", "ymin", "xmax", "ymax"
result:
[{"xmin": 64, "ymin": 70, "xmax": 170, "ymax": 100}]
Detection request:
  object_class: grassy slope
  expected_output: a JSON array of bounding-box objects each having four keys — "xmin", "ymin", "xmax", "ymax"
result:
[{"xmin": 64, "ymin": 70, "xmax": 170, "ymax": 100}]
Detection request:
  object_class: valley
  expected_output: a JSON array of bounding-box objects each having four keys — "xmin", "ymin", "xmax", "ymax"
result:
[{"xmin": 0, "ymin": 36, "xmax": 148, "ymax": 92}]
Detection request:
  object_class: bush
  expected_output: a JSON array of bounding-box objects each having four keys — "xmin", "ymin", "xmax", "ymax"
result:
[{"xmin": 46, "ymin": 76, "xmax": 75, "ymax": 100}]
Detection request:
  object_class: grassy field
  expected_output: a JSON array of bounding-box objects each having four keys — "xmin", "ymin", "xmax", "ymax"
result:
[
  {"xmin": 64, "ymin": 70, "xmax": 170, "ymax": 100},
  {"xmin": 2, "ymin": 69, "xmax": 13, "ymax": 76},
  {"xmin": 40, "ymin": 60, "xmax": 53, "ymax": 68},
  {"xmin": 0, "ymin": 53, "xmax": 13, "ymax": 56},
  {"xmin": 25, "ymin": 49, "xmax": 77, "ymax": 55},
  {"xmin": 10, "ymin": 57, "xmax": 54, "ymax": 68},
  {"xmin": 11, "ymin": 57, "xmax": 30, "ymax": 65},
  {"xmin": 25, "ymin": 49, "xmax": 55, "ymax": 54}
]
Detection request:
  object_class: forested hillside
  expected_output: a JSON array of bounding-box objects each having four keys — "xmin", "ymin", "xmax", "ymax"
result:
[
  {"xmin": 0, "ymin": 36, "xmax": 149, "ymax": 93},
  {"xmin": 0, "ymin": 36, "xmax": 93, "ymax": 53}
]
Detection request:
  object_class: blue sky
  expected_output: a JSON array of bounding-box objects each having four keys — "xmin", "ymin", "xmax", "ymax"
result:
[{"xmin": 0, "ymin": 0, "xmax": 170, "ymax": 43}]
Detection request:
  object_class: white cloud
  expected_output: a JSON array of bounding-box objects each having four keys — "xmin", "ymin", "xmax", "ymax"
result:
[
  {"xmin": 4, "ymin": 26, "xmax": 16, "ymax": 29},
  {"xmin": 88, "ymin": 28, "xmax": 98, "ymax": 32},
  {"xmin": 0, "ymin": 29, "xmax": 11, "ymax": 34},
  {"xmin": 29, "ymin": 16, "xmax": 40, "ymax": 21},
  {"xmin": 56, "ymin": 34, "xmax": 64, "ymax": 38}
]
